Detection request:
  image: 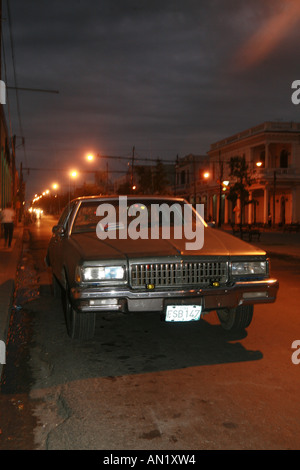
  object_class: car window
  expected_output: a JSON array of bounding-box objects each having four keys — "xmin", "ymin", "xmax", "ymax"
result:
[
  {"xmin": 71, "ymin": 199, "xmax": 203, "ymax": 234},
  {"xmin": 73, "ymin": 204, "xmax": 99, "ymax": 231},
  {"xmin": 57, "ymin": 202, "xmax": 76, "ymax": 227}
]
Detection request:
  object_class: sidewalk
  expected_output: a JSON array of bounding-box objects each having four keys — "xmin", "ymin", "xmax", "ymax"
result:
[
  {"xmin": 0, "ymin": 223, "xmax": 24, "ymax": 378},
  {"xmin": 222, "ymin": 227, "xmax": 300, "ymax": 260},
  {"xmin": 252, "ymin": 231, "xmax": 300, "ymax": 260}
]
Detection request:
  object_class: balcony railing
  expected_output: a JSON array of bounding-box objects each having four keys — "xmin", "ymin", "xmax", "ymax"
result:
[
  {"xmin": 251, "ymin": 167, "xmax": 300, "ymax": 180},
  {"xmin": 210, "ymin": 121, "xmax": 300, "ymax": 151}
]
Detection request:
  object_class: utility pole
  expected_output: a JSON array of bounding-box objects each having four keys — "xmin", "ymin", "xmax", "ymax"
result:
[
  {"xmin": 273, "ymin": 170, "xmax": 276, "ymax": 227},
  {"xmin": 106, "ymin": 161, "xmax": 109, "ymax": 194},
  {"xmin": 193, "ymin": 155, "xmax": 196, "ymax": 206},
  {"xmin": 0, "ymin": 0, "xmax": 2, "ymax": 209},
  {"xmin": 131, "ymin": 146, "xmax": 135, "ymax": 189},
  {"xmin": 174, "ymin": 154, "xmax": 179, "ymax": 195},
  {"xmin": 0, "ymin": 0, "xmax": 2, "ymax": 80},
  {"xmin": 218, "ymin": 151, "xmax": 223, "ymax": 227}
]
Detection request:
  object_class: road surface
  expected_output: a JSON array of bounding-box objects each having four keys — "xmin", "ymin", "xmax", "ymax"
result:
[{"xmin": 0, "ymin": 215, "xmax": 300, "ymax": 450}]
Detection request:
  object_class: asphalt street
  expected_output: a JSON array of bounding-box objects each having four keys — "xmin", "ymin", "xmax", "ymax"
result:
[{"xmin": 1, "ymin": 216, "xmax": 300, "ymax": 450}]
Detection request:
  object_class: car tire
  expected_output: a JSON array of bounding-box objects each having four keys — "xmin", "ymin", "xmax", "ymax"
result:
[
  {"xmin": 63, "ymin": 283, "xmax": 96, "ymax": 340},
  {"xmin": 217, "ymin": 305, "xmax": 253, "ymax": 331},
  {"xmin": 52, "ymin": 274, "xmax": 61, "ymax": 299}
]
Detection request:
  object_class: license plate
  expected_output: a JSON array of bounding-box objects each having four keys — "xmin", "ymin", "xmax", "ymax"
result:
[{"xmin": 165, "ymin": 305, "xmax": 202, "ymax": 322}]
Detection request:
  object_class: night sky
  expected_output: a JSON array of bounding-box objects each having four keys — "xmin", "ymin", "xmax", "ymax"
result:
[{"xmin": 2, "ymin": 0, "xmax": 300, "ymax": 199}]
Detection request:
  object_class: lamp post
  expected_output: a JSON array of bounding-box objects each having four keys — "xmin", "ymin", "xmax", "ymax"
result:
[
  {"xmin": 218, "ymin": 152, "xmax": 224, "ymax": 228},
  {"xmin": 86, "ymin": 154, "xmax": 109, "ymax": 194},
  {"xmin": 52, "ymin": 183, "xmax": 60, "ymax": 214},
  {"xmin": 85, "ymin": 147, "xmax": 137, "ymax": 194},
  {"xmin": 273, "ymin": 170, "xmax": 276, "ymax": 227},
  {"xmin": 69, "ymin": 170, "xmax": 78, "ymax": 203}
]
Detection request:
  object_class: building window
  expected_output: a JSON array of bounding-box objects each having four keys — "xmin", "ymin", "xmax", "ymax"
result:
[
  {"xmin": 280, "ymin": 150, "xmax": 288, "ymax": 168},
  {"xmin": 181, "ymin": 170, "xmax": 185, "ymax": 185},
  {"xmin": 260, "ymin": 150, "xmax": 265, "ymax": 167}
]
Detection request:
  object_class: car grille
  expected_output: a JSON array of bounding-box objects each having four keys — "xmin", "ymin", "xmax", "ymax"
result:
[{"xmin": 130, "ymin": 261, "xmax": 228, "ymax": 288}]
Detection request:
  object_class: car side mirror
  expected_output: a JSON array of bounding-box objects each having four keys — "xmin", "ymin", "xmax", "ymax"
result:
[{"xmin": 52, "ymin": 225, "xmax": 65, "ymax": 236}]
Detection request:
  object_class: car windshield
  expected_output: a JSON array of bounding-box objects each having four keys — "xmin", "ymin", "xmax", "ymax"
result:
[{"xmin": 71, "ymin": 199, "xmax": 204, "ymax": 234}]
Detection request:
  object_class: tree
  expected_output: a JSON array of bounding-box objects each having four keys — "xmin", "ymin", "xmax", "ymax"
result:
[
  {"xmin": 74, "ymin": 183, "xmax": 101, "ymax": 197},
  {"xmin": 135, "ymin": 159, "xmax": 170, "ymax": 194},
  {"xmin": 135, "ymin": 165, "xmax": 153, "ymax": 194},
  {"xmin": 116, "ymin": 181, "xmax": 132, "ymax": 195},
  {"xmin": 153, "ymin": 158, "xmax": 169, "ymax": 194},
  {"xmin": 226, "ymin": 155, "xmax": 252, "ymax": 225}
]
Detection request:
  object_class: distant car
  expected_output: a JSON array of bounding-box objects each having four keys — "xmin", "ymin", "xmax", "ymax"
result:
[{"xmin": 46, "ymin": 196, "xmax": 279, "ymax": 340}]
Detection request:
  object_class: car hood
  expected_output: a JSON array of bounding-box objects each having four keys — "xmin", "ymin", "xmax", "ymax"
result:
[{"xmin": 70, "ymin": 228, "xmax": 266, "ymax": 261}]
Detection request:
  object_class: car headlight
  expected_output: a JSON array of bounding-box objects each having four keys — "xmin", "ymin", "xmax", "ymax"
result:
[
  {"xmin": 78, "ymin": 266, "xmax": 125, "ymax": 282},
  {"xmin": 231, "ymin": 261, "xmax": 267, "ymax": 277}
]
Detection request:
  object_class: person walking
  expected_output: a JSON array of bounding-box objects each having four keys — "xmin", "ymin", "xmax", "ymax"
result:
[{"xmin": 1, "ymin": 202, "xmax": 16, "ymax": 248}]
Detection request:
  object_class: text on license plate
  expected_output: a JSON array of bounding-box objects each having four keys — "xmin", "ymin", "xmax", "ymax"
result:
[{"xmin": 165, "ymin": 305, "xmax": 202, "ymax": 322}]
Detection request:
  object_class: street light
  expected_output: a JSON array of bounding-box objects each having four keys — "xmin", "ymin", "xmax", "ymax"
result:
[
  {"xmin": 85, "ymin": 153, "xmax": 109, "ymax": 194},
  {"xmin": 52, "ymin": 183, "xmax": 60, "ymax": 213},
  {"xmin": 69, "ymin": 170, "xmax": 78, "ymax": 202},
  {"xmin": 222, "ymin": 180, "xmax": 229, "ymax": 191},
  {"xmin": 84, "ymin": 147, "xmax": 136, "ymax": 194}
]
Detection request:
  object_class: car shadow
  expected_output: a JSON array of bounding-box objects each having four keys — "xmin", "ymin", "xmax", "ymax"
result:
[
  {"xmin": 2, "ymin": 283, "xmax": 263, "ymax": 391},
  {"xmin": 89, "ymin": 312, "xmax": 263, "ymax": 376}
]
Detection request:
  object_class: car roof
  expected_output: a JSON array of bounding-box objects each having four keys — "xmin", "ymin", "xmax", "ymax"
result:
[{"xmin": 71, "ymin": 195, "xmax": 187, "ymax": 203}]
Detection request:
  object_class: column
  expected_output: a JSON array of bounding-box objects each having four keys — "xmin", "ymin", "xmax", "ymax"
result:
[
  {"xmin": 224, "ymin": 197, "xmax": 229, "ymax": 224},
  {"xmin": 291, "ymin": 187, "xmax": 298, "ymax": 223},
  {"xmin": 248, "ymin": 191, "xmax": 253, "ymax": 224},
  {"xmin": 265, "ymin": 142, "xmax": 269, "ymax": 168},
  {"xmin": 234, "ymin": 198, "xmax": 241, "ymax": 224},
  {"xmin": 263, "ymin": 188, "xmax": 269, "ymax": 224}
]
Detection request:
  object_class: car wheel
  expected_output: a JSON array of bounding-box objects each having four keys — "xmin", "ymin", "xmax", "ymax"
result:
[
  {"xmin": 217, "ymin": 305, "xmax": 253, "ymax": 331},
  {"xmin": 52, "ymin": 274, "xmax": 61, "ymax": 299},
  {"xmin": 63, "ymin": 283, "xmax": 96, "ymax": 340}
]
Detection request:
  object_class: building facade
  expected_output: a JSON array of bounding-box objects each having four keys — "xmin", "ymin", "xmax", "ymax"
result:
[
  {"xmin": 174, "ymin": 154, "xmax": 210, "ymax": 213},
  {"xmin": 0, "ymin": 105, "xmax": 17, "ymax": 210},
  {"xmin": 108, "ymin": 122, "xmax": 300, "ymax": 229},
  {"xmin": 203, "ymin": 121, "xmax": 300, "ymax": 226}
]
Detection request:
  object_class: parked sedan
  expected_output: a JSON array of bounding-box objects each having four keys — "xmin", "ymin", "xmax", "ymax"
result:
[{"xmin": 46, "ymin": 196, "xmax": 279, "ymax": 340}]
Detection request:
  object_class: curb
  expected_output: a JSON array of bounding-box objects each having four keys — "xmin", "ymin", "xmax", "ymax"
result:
[
  {"xmin": 262, "ymin": 250, "xmax": 300, "ymax": 262},
  {"xmin": 0, "ymin": 226, "xmax": 25, "ymax": 380}
]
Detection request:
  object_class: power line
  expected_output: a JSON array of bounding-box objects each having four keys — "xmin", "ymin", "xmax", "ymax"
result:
[
  {"xmin": 1, "ymin": 25, "xmax": 13, "ymax": 138},
  {"xmin": 6, "ymin": 0, "xmax": 27, "ymax": 166},
  {"xmin": 91, "ymin": 153, "xmax": 175, "ymax": 164},
  {"xmin": 7, "ymin": 86, "xmax": 59, "ymax": 94},
  {"xmin": 23, "ymin": 167, "xmax": 131, "ymax": 175}
]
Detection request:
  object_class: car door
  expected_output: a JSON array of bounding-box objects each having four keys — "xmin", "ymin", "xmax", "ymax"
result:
[{"xmin": 48, "ymin": 202, "xmax": 75, "ymax": 282}]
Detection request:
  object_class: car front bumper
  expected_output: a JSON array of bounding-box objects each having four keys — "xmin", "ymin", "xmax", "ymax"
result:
[{"xmin": 70, "ymin": 278, "xmax": 279, "ymax": 314}]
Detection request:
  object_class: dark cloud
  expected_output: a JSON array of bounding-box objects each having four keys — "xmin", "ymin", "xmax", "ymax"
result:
[{"xmin": 2, "ymin": 0, "xmax": 300, "ymax": 197}]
